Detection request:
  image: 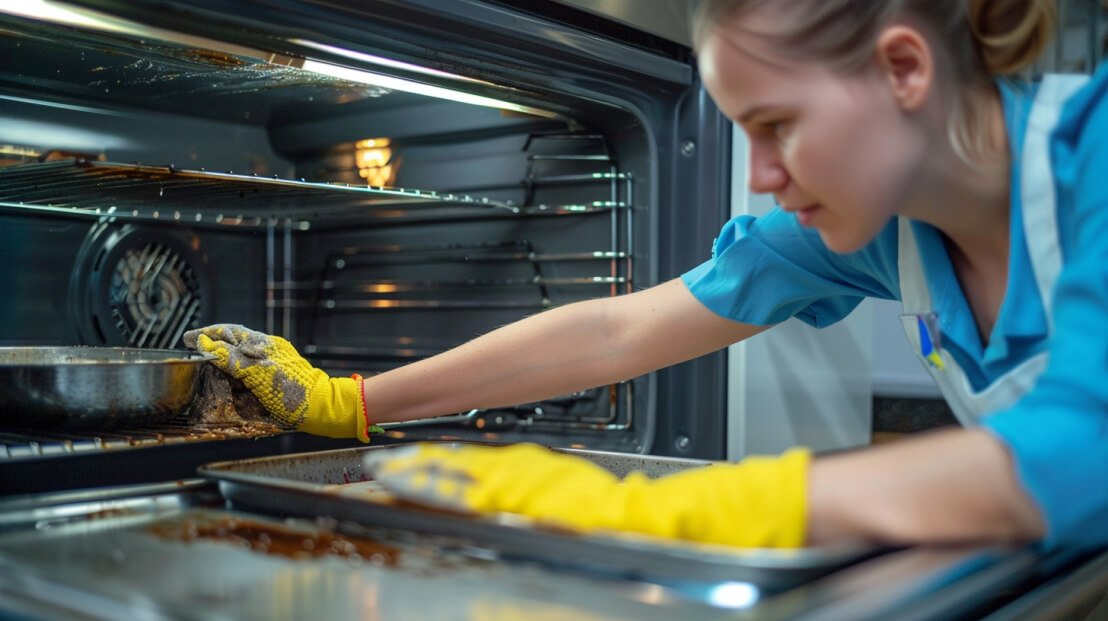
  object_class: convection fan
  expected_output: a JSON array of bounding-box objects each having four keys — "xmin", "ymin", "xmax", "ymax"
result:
[{"xmin": 68, "ymin": 221, "xmax": 214, "ymax": 348}]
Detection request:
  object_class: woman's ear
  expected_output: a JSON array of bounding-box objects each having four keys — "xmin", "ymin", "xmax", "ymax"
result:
[{"xmin": 875, "ymin": 25, "xmax": 933, "ymax": 111}]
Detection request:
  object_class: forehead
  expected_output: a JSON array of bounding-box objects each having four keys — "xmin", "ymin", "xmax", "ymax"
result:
[{"xmin": 697, "ymin": 26, "xmax": 827, "ymax": 113}]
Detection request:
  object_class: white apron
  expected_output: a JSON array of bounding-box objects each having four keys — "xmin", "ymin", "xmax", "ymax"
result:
[{"xmin": 898, "ymin": 74, "xmax": 1087, "ymax": 426}]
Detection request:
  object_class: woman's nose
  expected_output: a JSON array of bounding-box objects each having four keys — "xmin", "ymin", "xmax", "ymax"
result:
[{"xmin": 747, "ymin": 142, "xmax": 788, "ymax": 194}]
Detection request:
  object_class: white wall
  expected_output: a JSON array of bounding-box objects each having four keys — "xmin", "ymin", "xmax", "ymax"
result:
[{"xmin": 726, "ymin": 128, "xmax": 874, "ymax": 459}]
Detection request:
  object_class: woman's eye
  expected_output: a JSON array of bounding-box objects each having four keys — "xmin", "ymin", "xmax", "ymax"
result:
[
  {"xmin": 741, "ymin": 117, "xmax": 791, "ymax": 143},
  {"xmin": 765, "ymin": 121, "xmax": 789, "ymax": 139}
]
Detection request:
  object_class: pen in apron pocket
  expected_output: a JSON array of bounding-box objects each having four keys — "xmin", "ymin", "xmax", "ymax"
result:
[{"xmin": 913, "ymin": 312, "xmax": 945, "ymax": 370}]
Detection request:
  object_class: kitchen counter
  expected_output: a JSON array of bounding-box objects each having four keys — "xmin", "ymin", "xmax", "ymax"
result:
[{"xmin": 872, "ymin": 397, "xmax": 958, "ymax": 435}]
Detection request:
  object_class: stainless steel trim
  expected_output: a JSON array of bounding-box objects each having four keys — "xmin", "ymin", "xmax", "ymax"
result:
[
  {"xmin": 979, "ymin": 548, "xmax": 1108, "ymax": 621},
  {"xmin": 751, "ymin": 545, "xmax": 1046, "ymax": 621},
  {"xmin": 547, "ymin": 0, "xmax": 697, "ymax": 47},
  {"xmin": 0, "ymin": 479, "xmax": 216, "ymax": 531}
]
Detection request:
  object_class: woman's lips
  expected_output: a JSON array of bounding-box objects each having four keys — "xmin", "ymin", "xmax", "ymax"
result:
[{"xmin": 788, "ymin": 204, "xmax": 820, "ymax": 226}]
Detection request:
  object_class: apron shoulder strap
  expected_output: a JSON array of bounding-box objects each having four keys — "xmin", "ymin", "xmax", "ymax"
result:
[
  {"xmin": 1021, "ymin": 74, "xmax": 1088, "ymax": 326},
  {"xmin": 897, "ymin": 217, "xmax": 931, "ymax": 314}
]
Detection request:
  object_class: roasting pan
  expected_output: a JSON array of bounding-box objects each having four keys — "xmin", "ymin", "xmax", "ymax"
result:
[{"xmin": 0, "ymin": 347, "xmax": 214, "ymax": 430}]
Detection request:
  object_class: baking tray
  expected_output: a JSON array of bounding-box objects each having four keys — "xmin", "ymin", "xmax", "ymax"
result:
[
  {"xmin": 200, "ymin": 444, "xmax": 882, "ymax": 591},
  {"xmin": 0, "ymin": 480, "xmax": 719, "ymax": 621}
]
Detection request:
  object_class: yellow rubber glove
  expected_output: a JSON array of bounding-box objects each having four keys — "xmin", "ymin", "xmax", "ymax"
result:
[
  {"xmin": 183, "ymin": 324, "xmax": 379, "ymax": 441},
  {"xmin": 364, "ymin": 443, "xmax": 810, "ymax": 548}
]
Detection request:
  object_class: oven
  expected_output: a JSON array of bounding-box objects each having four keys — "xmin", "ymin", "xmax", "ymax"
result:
[
  {"xmin": 0, "ymin": 0, "xmax": 736, "ymax": 493},
  {"xmin": 1, "ymin": 1, "xmax": 1107, "ymax": 619}
]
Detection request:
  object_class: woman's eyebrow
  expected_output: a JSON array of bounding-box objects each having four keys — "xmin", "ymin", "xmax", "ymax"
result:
[
  {"xmin": 738, "ymin": 105, "xmax": 773, "ymax": 123},
  {"xmin": 737, "ymin": 104, "xmax": 795, "ymax": 123}
]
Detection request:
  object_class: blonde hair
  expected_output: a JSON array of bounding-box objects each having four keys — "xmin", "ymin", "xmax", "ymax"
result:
[{"xmin": 692, "ymin": 0, "xmax": 1056, "ymax": 164}]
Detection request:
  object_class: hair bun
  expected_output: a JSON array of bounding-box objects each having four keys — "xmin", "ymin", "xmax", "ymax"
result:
[{"xmin": 968, "ymin": 0, "xmax": 1056, "ymax": 75}]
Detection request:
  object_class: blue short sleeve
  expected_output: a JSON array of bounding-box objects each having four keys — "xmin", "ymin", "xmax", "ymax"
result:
[
  {"xmin": 681, "ymin": 207, "xmax": 899, "ymax": 327},
  {"xmin": 980, "ymin": 67, "xmax": 1108, "ymax": 550}
]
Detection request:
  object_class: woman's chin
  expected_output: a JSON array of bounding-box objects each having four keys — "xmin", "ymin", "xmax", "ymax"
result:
[{"xmin": 818, "ymin": 229, "xmax": 869, "ymax": 254}]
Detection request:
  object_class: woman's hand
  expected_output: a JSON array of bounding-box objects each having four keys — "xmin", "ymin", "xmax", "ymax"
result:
[
  {"xmin": 184, "ymin": 324, "xmax": 375, "ymax": 441},
  {"xmin": 364, "ymin": 442, "xmax": 811, "ymax": 548}
]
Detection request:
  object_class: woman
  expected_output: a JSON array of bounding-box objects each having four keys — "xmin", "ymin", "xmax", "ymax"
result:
[{"xmin": 186, "ymin": 0, "xmax": 1108, "ymax": 550}]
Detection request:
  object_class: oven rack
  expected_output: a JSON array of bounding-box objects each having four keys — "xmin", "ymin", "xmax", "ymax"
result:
[
  {"xmin": 276, "ymin": 241, "xmax": 631, "ymax": 311},
  {"xmin": 270, "ymin": 276, "xmax": 627, "ymax": 310},
  {"xmin": 0, "ymin": 418, "xmax": 286, "ymax": 460},
  {"xmin": 0, "ymin": 160, "xmax": 629, "ymax": 228},
  {"xmin": 281, "ymin": 275, "xmax": 629, "ymax": 291}
]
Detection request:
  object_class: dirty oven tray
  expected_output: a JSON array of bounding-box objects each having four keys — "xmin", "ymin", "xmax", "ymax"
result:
[
  {"xmin": 0, "ymin": 481, "xmax": 746, "ymax": 618},
  {"xmin": 200, "ymin": 444, "xmax": 878, "ymax": 591}
]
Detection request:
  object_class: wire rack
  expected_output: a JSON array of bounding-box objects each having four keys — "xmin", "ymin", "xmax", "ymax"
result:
[
  {"xmin": 0, "ymin": 159, "xmax": 571, "ymax": 228},
  {"xmin": 0, "ymin": 417, "xmax": 286, "ymax": 460}
]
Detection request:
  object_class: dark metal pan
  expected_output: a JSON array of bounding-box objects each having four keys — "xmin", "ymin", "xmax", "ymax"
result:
[{"xmin": 0, "ymin": 347, "xmax": 214, "ymax": 430}]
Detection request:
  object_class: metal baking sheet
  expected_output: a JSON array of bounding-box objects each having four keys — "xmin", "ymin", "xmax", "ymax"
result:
[
  {"xmin": 0, "ymin": 479, "xmax": 735, "ymax": 620},
  {"xmin": 200, "ymin": 444, "xmax": 882, "ymax": 591}
]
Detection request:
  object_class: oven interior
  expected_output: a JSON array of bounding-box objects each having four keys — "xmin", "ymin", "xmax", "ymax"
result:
[{"xmin": 0, "ymin": 0, "xmax": 734, "ymax": 490}]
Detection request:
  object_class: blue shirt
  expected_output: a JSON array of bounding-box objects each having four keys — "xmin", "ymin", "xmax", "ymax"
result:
[{"xmin": 682, "ymin": 68, "xmax": 1108, "ymax": 550}]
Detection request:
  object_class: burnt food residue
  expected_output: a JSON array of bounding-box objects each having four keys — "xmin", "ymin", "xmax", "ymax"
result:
[{"xmin": 150, "ymin": 517, "xmax": 399, "ymax": 565}]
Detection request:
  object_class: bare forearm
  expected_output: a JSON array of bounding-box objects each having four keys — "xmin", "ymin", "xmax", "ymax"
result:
[
  {"xmin": 363, "ymin": 297, "xmax": 628, "ymax": 423},
  {"xmin": 363, "ymin": 279, "xmax": 764, "ymax": 423},
  {"xmin": 807, "ymin": 428, "xmax": 1045, "ymax": 545}
]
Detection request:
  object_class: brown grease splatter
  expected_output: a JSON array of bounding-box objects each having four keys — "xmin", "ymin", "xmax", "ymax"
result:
[
  {"xmin": 182, "ymin": 49, "xmax": 248, "ymax": 68},
  {"xmin": 149, "ymin": 517, "xmax": 399, "ymax": 565}
]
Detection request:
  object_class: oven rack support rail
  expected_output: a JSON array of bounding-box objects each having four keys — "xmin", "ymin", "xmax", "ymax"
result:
[
  {"xmin": 268, "ymin": 242, "xmax": 631, "ymax": 312},
  {"xmin": 0, "ymin": 159, "xmax": 630, "ymax": 229},
  {"xmin": 277, "ymin": 148, "xmax": 636, "ymax": 433}
]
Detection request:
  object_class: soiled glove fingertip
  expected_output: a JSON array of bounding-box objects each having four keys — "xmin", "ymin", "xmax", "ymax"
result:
[
  {"xmin": 193, "ymin": 334, "xmax": 235, "ymax": 371},
  {"xmin": 216, "ymin": 324, "xmax": 243, "ymax": 342},
  {"xmin": 194, "ymin": 333, "xmax": 220, "ymax": 354},
  {"xmin": 182, "ymin": 329, "xmax": 200, "ymax": 349}
]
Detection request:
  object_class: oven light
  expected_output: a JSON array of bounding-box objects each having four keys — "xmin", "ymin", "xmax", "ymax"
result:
[
  {"xmin": 0, "ymin": 0, "xmax": 126, "ymax": 32},
  {"xmin": 355, "ymin": 137, "xmax": 395, "ymax": 187},
  {"xmin": 0, "ymin": 94, "xmax": 126, "ymax": 117},
  {"xmin": 300, "ymin": 59, "xmax": 559, "ymax": 119},
  {"xmin": 0, "ymin": 116, "xmax": 131, "ymax": 151},
  {"xmin": 292, "ymin": 40, "xmax": 492, "ymax": 86},
  {"xmin": 357, "ymin": 150, "xmax": 388, "ymax": 167},
  {"xmin": 357, "ymin": 166, "xmax": 394, "ymax": 186}
]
